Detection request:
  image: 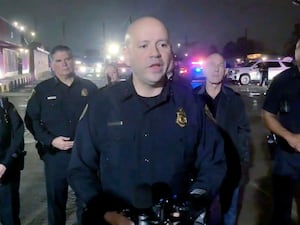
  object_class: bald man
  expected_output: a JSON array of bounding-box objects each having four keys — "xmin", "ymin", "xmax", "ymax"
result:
[
  {"xmin": 68, "ymin": 17, "xmax": 226, "ymax": 225},
  {"xmin": 195, "ymin": 53, "xmax": 250, "ymax": 225}
]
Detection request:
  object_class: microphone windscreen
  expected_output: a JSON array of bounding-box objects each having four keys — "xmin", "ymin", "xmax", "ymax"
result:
[
  {"xmin": 133, "ymin": 183, "xmax": 153, "ymax": 209},
  {"xmin": 151, "ymin": 182, "xmax": 172, "ymax": 203}
]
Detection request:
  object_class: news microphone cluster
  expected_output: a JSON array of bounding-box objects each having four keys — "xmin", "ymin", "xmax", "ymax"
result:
[{"xmin": 121, "ymin": 194, "xmax": 207, "ymax": 225}]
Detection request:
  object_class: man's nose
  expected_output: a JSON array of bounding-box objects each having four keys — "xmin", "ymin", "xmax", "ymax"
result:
[{"xmin": 150, "ymin": 45, "xmax": 161, "ymax": 58}]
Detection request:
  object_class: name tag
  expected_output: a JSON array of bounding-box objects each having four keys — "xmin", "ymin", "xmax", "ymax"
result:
[
  {"xmin": 108, "ymin": 121, "xmax": 123, "ymax": 126},
  {"xmin": 47, "ymin": 96, "xmax": 57, "ymax": 100}
]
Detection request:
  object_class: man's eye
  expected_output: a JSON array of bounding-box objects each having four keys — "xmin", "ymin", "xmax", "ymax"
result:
[{"xmin": 139, "ymin": 44, "xmax": 147, "ymax": 48}]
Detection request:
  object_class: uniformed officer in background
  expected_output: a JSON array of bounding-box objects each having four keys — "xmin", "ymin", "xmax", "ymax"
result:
[
  {"xmin": 68, "ymin": 17, "xmax": 226, "ymax": 225},
  {"xmin": 262, "ymin": 39, "xmax": 300, "ymax": 225},
  {"xmin": 0, "ymin": 96, "xmax": 25, "ymax": 225},
  {"xmin": 25, "ymin": 45, "xmax": 97, "ymax": 225}
]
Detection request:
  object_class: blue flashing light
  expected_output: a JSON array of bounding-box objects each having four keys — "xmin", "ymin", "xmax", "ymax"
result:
[{"xmin": 195, "ymin": 67, "xmax": 202, "ymax": 73}]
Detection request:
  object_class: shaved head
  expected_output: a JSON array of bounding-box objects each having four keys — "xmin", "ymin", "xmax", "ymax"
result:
[
  {"xmin": 206, "ymin": 53, "xmax": 225, "ymax": 64},
  {"xmin": 124, "ymin": 17, "xmax": 169, "ymax": 47}
]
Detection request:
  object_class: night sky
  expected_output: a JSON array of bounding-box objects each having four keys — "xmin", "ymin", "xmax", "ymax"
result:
[{"xmin": 0, "ymin": 0, "xmax": 299, "ymax": 56}]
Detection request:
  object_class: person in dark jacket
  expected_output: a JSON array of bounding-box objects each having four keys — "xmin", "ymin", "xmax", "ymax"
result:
[
  {"xmin": 196, "ymin": 53, "xmax": 250, "ymax": 225},
  {"xmin": 262, "ymin": 39, "xmax": 300, "ymax": 225},
  {"xmin": 25, "ymin": 45, "xmax": 97, "ymax": 225},
  {"xmin": 68, "ymin": 17, "xmax": 226, "ymax": 225},
  {"xmin": 259, "ymin": 62, "xmax": 269, "ymax": 86},
  {"xmin": 0, "ymin": 96, "xmax": 25, "ymax": 225}
]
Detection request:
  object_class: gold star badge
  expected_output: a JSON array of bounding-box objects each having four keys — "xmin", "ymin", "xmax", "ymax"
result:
[
  {"xmin": 81, "ymin": 88, "xmax": 88, "ymax": 96},
  {"xmin": 176, "ymin": 108, "xmax": 187, "ymax": 128}
]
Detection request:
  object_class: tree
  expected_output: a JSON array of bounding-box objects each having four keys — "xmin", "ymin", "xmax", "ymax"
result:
[
  {"xmin": 208, "ymin": 45, "xmax": 219, "ymax": 54},
  {"xmin": 222, "ymin": 41, "xmax": 237, "ymax": 58},
  {"xmin": 222, "ymin": 37, "xmax": 265, "ymax": 58}
]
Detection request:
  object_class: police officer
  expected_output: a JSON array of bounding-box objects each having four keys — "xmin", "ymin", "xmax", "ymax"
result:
[
  {"xmin": 68, "ymin": 17, "xmax": 226, "ymax": 225},
  {"xmin": 196, "ymin": 53, "xmax": 250, "ymax": 225},
  {"xmin": 0, "ymin": 96, "xmax": 25, "ymax": 225},
  {"xmin": 25, "ymin": 45, "xmax": 97, "ymax": 225},
  {"xmin": 262, "ymin": 39, "xmax": 300, "ymax": 225}
]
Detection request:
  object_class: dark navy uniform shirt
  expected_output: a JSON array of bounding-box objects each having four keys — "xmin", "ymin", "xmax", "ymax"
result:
[
  {"xmin": 25, "ymin": 76, "xmax": 97, "ymax": 148},
  {"xmin": 68, "ymin": 78, "xmax": 226, "ymax": 215},
  {"xmin": 263, "ymin": 66, "xmax": 300, "ymax": 174},
  {"xmin": 263, "ymin": 66, "xmax": 300, "ymax": 133}
]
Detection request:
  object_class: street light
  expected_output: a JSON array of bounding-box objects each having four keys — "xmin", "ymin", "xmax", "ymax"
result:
[
  {"xmin": 292, "ymin": 0, "xmax": 300, "ymax": 5},
  {"xmin": 107, "ymin": 42, "xmax": 120, "ymax": 56},
  {"xmin": 19, "ymin": 26, "xmax": 25, "ymax": 32},
  {"xmin": 105, "ymin": 42, "xmax": 121, "ymax": 62}
]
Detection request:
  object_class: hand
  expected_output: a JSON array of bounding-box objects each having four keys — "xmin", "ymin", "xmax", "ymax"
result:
[
  {"xmin": 51, "ymin": 136, "xmax": 74, "ymax": 151},
  {"xmin": 286, "ymin": 133, "xmax": 300, "ymax": 152},
  {"xmin": 104, "ymin": 211, "xmax": 135, "ymax": 225},
  {"xmin": 0, "ymin": 164, "xmax": 7, "ymax": 179}
]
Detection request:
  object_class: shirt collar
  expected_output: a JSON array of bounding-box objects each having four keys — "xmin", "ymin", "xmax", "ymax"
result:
[
  {"xmin": 53, "ymin": 74, "xmax": 79, "ymax": 87},
  {"xmin": 120, "ymin": 76, "xmax": 170, "ymax": 103},
  {"xmin": 197, "ymin": 83, "xmax": 230, "ymax": 96}
]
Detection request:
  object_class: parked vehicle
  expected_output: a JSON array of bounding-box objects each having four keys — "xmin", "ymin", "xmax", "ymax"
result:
[{"xmin": 227, "ymin": 59, "xmax": 294, "ymax": 85}]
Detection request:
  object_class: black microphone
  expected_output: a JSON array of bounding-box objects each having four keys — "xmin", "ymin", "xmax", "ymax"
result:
[
  {"xmin": 133, "ymin": 183, "xmax": 153, "ymax": 210},
  {"xmin": 151, "ymin": 182, "xmax": 173, "ymax": 203},
  {"xmin": 133, "ymin": 183, "xmax": 153, "ymax": 225},
  {"xmin": 151, "ymin": 182, "xmax": 174, "ymax": 223}
]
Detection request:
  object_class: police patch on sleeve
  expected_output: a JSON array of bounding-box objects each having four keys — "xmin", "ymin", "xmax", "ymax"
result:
[{"xmin": 176, "ymin": 108, "xmax": 187, "ymax": 127}]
